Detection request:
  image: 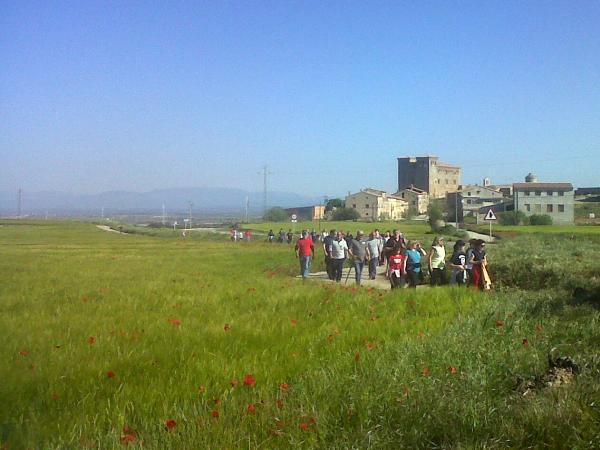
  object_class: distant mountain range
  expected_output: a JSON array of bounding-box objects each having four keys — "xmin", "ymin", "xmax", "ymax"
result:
[{"xmin": 0, "ymin": 187, "xmax": 325, "ymax": 216}]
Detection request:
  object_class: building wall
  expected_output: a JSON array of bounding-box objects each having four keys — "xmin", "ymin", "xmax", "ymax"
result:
[
  {"xmin": 346, "ymin": 191, "xmax": 407, "ymax": 220},
  {"xmin": 397, "ymin": 156, "xmax": 460, "ymax": 198},
  {"xmin": 398, "ymin": 189, "xmax": 429, "ymax": 214},
  {"xmin": 514, "ymin": 189, "xmax": 574, "ymax": 225}
]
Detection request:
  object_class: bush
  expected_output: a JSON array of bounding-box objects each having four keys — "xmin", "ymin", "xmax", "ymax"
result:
[
  {"xmin": 263, "ymin": 207, "xmax": 288, "ymax": 222},
  {"xmin": 325, "ymin": 198, "xmax": 343, "ymax": 212},
  {"xmin": 498, "ymin": 211, "xmax": 529, "ymax": 225},
  {"xmin": 529, "ymin": 214, "xmax": 553, "ymax": 225},
  {"xmin": 427, "ymin": 204, "xmax": 444, "ymax": 231},
  {"xmin": 403, "ymin": 206, "xmax": 418, "ymax": 220},
  {"xmin": 332, "ymin": 207, "xmax": 361, "ymax": 221}
]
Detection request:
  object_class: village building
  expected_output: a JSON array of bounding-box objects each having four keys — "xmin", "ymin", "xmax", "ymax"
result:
[
  {"xmin": 446, "ymin": 184, "xmax": 506, "ymax": 222},
  {"xmin": 397, "ymin": 155, "xmax": 461, "ymax": 198},
  {"xmin": 513, "ymin": 173, "xmax": 574, "ymax": 225},
  {"xmin": 395, "ymin": 185, "xmax": 429, "ymax": 214},
  {"xmin": 284, "ymin": 205, "xmax": 325, "ymax": 221},
  {"xmin": 345, "ymin": 188, "xmax": 408, "ymax": 221}
]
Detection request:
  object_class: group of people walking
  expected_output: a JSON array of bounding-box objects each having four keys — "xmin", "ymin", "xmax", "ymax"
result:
[{"xmin": 294, "ymin": 228, "xmax": 490, "ymax": 290}]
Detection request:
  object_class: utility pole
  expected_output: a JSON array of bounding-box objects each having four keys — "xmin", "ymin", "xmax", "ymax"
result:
[
  {"xmin": 162, "ymin": 203, "xmax": 166, "ymax": 226},
  {"xmin": 258, "ymin": 165, "xmax": 272, "ymax": 215},
  {"xmin": 17, "ymin": 188, "xmax": 22, "ymax": 217},
  {"xmin": 101, "ymin": 206, "xmax": 104, "ymax": 220},
  {"xmin": 244, "ymin": 196, "xmax": 249, "ymax": 223},
  {"xmin": 188, "ymin": 202, "xmax": 193, "ymax": 229}
]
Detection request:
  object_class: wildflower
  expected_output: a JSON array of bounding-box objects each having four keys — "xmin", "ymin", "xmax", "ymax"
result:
[
  {"xmin": 230, "ymin": 379, "xmax": 239, "ymax": 387},
  {"xmin": 449, "ymin": 366, "xmax": 458, "ymax": 375},
  {"xmin": 299, "ymin": 422, "xmax": 309, "ymax": 431},
  {"xmin": 522, "ymin": 338, "xmax": 529, "ymax": 347},
  {"xmin": 19, "ymin": 350, "xmax": 29, "ymax": 357},
  {"xmin": 247, "ymin": 403, "xmax": 256, "ymax": 413},
  {"xmin": 87, "ymin": 336, "xmax": 96, "ymax": 345},
  {"xmin": 495, "ymin": 320, "xmax": 504, "ymax": 327},
  {"xmin": 422, "ymin": 366, "xmax": 430, "ymax": 377},
  {"xmin": 211, "ymin": 410, "xmax": 219, "ymax": 418},
  {"xmin": 276, "ymin": 399, "xmax": 284, "ymax": 409},
  {"xmin": 107, "ymin": 371, "xmax": 116, "ymax": 379},
  {"xmin": 366, "ymin": 342, "xmax": 377, "ymax": 350},
  {"xmin": 121, "ymin": 426, "xmax": 138, "ymax": 445},
  {"xmin": 354, "ymin": 352, "xmax": 361, "ymax": 362},
  {"xmin": 290, "ymin": 319, "xmax": 298, "ymax": 327},
  {"xmin": 214, "ymin": 398, "xmax": 221, "ymax": 406},
  {"xmin": 279, "ymin": 383, "xmax": 289, "ymax": 391},
  {"xmin": 165, "ymin": 419, "xmax": 177, "ymax": 431},
  {"xmin": 168, "ymin": 318, "xmax": 181, "ymax": 327},
  {"xmin": 244, "ymin": 374, "xmax": 256, "ymax": 387},
  {"xmin": 309, "ymin": 418, "xmax": 317, "ymax": 425},
  {"xmin": 223, "ymin": 323, "xmax": 231, "ymax": 331}
]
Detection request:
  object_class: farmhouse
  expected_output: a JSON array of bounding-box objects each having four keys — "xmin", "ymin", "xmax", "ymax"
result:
[
  {"xmin": 513, "ymin": 173, "xmax": 574, "ymax": 225},
  {"xmin": 345, "ymin": 188, "xmax": 408, "ymax": 221},
  {"xmin": 395, "ymin": 185, "xmax": 429, "ymax": 214}
]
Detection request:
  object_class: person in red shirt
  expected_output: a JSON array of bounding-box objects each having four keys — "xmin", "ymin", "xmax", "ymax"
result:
[
  {"xmin": 388, "ymin": 245, "xmax": 407, "ymax": 289},
  {"xmin": 295, "ymin": 230, "xmax": 315, "ymax": 279}
]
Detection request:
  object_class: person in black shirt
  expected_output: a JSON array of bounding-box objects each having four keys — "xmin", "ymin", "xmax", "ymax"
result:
[
  {"xmin": 322, "ymin": 229, "xmax": 336, "ymax": 280},
  {"xmin": 449, "ymin": 240, "xmax": 467, "ymax": 285}
]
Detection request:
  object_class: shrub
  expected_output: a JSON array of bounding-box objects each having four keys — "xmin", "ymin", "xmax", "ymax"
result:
[
  {"xmin": 332, "ymin": 207, "xmax": 361, "ymax": 221},
  {"xmin": 403, "ymin": 205, "xmax": 419, "ymax": 219},
  {"xmin": 529, "ymin": 214, "xmax": 553, "ymax": 225},
  {"xmin": 427, "ymin": 204, "xmax": 444, "ymax": 231},
  {"xmin": 263, "ymin": 207, "xmax": 288, "ymax": 222},
  {"xmin": 498, "ymin": 211, "xmax": 529, "ymax": 225}
]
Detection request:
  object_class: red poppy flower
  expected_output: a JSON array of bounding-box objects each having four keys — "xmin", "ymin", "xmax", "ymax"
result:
[
  {"xmin": 214, "ymin": 398, "xmax": 221, "ymax": 406},
  {"xmin": 417, "ymin": 331, "xmax": 425, "ymax": 338},
  {"xmin": 121, "ymin": 426, "xmax": 138, "ymax": 445},
  {"xmin": 19, "ymin": 350, "xmax": 29, "ymax": 357},
  {"xmin": 354, "ymin": 352, "xmax": 361, "ymax": 362},
  {"xmin": 243, "ymin": 374, "xmax": 256, "ymax": 387},
  {"xmin": 449, "ymin": 366, "xmax": 458, "ymax": 375},
  {"xmin": 522, "ymin": 338, "xmax": 529, "ymax": 347},
  {"xmin": 422, "ymin": 366, "xmax": 430, "ymax": 377},
  {"xmin": 165, "ymin": 419, "xmax": 177, "ymax": 431},
  {"xmin": 247, "ymin": 403, "xmax": 256, "ymax": 413},
  {"xmin": 107, "ymin": 371, "xmax": 116, "ymax": 379},
  {"xmin": 211, "ymin": 410, "xmax": 219, "ymax": 418},
  {"xmin": 495, "ymin": 320, "xmax": 504, "ymax": 327},
  {"xmin": 279, "ymin": 383, "xmax": 289, "ymax": 391},
  {"xmin": 366, "ymin": 342, "xmax": 377, "ymax": 350},
  {"xmin": 276, "ymin": 399, "xmax": 284, "ymax": 409},
  {"xmin": 230, "ymin": 379, "xmax": 239, "ymax": 387},
  {"xmin": 223, "ymin": 323, "xmax": 231, "ymax": 332},
  {"xmin": 299, "ymin": 422, "xmax": 309, "ymax": 431},
  {"xmin": 168, "ymin": 318, "xmax": 181, "ymax": 327},
  {"xmin": 87, "ymin": 336, "xmax": 96, "ymax": 345},
  {"xmin": 290, "ymin": 319, "xmax": 298, "ymax": 327},
  {"xmin": 309, "ymin": 418, "xmax": 317, "ymax": 425}
]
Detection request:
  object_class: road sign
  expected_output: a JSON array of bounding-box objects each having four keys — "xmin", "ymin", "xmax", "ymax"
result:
[
  {"xmin": 484, "ymin": 209, "xmax": 497, "ymax": 221},
  {"xmin": 291, "ymin": 214, "xmax": 297, "ymax": 220}
]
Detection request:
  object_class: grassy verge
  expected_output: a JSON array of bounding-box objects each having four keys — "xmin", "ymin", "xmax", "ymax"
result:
[{"xmin": 1, "ymin": 221, "xmax": 599, "ymax": 448}]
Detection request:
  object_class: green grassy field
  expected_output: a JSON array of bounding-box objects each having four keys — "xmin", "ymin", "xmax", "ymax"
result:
[
  {"xmin": 475, "ymin": 224, "xmax": 600, "ymax": 236},
  {"xmin": 2, "ymin": 221, "xmax": 600, "ymax": 449}
]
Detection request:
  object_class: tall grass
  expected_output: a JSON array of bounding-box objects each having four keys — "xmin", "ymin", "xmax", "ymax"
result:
[{"xmin": 1, "ymin": 221, "xmax": 599, "ymax": 449}]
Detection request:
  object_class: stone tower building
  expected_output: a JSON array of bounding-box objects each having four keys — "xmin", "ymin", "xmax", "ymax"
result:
[{"xmin": 397, "ymin": 156, "xmax": 461, "ymax": 198}]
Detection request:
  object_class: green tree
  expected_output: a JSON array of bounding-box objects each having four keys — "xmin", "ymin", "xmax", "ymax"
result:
[
  {"xmin": 498, "ymin": 211, "xmax": 529, "ymax": 225},
  {"xmin": 325, "ymin": 198, "xmax": 343, "ymax": 212},
  {"xmin": 427, "ymin": 203, "xmax": 443, "ymax": 231},
  {"xmin": 332, "ymin": 207, "xmax": 360, "ymax": 221},
  {"xmin": 403, "ymin": 205, "xmax": 418, "ymax": 220},
  {"xmin": 263, "ymin": 207, "xmax": 288, "ymax": 222}
]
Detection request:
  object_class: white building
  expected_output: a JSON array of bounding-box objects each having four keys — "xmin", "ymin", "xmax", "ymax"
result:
[
  {"xmin": 345, "ymin": 188, "xmax": 408, "ymax": 221},
  {"xmin": 395, "ymin": 185, "xmax": 429, "ymax": 214}
]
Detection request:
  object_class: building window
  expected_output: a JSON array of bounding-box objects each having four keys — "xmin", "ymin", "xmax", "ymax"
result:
[
  {"xmin": 365, "ymin": 212, "xmax": 369, "ymax": 216},
  {"xmin": 401, "ymin": 193, "xmax": 405, "ymax": 198},
  {"xmin": 352, "ymin": 204, "xmax": 356, "ymax": 208},
  {"xmin": 365, "ymin": 204, "xmax": 369, "ymax": 208},
  {"xmin": 547, "ymin": 204, "xmax": 553, "ymax": 213},
  {"xmin": 535, "ymin": 191, "xmax": 541, "ymax": 196},
  {"xmin": 467, "ymin": 192, "xmax": 471, "ymax": 196},
  {"xmin": 524, "ymin": 191, "xmax": 530, "ymax": 196},
  {"xmin": 467, "ymin": 199, "xmax": 472, "ymax": 204},
  {"xmin": 558, "ymin": 204, "xmax": 565, "ymax": 212},
  {"xmin": 535, "ymin": 204, "xmax": 542, "ymax": 213},
  {"xmin": 525, "ymin": 204, "xmax": 531, "ymax": 212},
  {"xmin": 547, "ymin": 191, "xmax": 553, "ymax": 196},
  {"xmin": 558, "ymin": 191, "xmax": 564, "ymax": 197},
  {"xmin": 476, "ymin": 190, "xmax": 480, "ymax": 194}
]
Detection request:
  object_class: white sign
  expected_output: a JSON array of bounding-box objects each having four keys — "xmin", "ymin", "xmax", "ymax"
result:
[
  {"xmin": 291, "ymin": 214, "xmax": 297, "ymax": 220},
  {"xmin": 484, "ymin": 209, "xmax": 497, "ymax": 221}
]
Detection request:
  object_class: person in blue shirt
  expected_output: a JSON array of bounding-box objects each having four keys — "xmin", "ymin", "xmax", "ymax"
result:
[{"xmin": 405, "ymin": 241, "xmax": 427, "ymax": 288}]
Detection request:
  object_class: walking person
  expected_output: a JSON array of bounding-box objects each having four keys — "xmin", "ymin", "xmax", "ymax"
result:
[
  {"xmin": 467, "ymin": 239, "xmax": 488, "ymax": 290},
  {"xmin": 405, "ymin": 241, "xmax": 427, "ymax": 288},
  {"xmin": 449, "ymin": 240, "xmax": 467, "ymax": 285},
  {"xmin": 267, "ymin": 229, "xmax": 275, "ymax": 243},
  {"xmin": 388, "ymin": 245, "xmax": 407, "ymax": 289},
  {"xmin": 278, "ymin": 229, "xmax": 285, "ymax": 243},
  {"xmin": 322, "ymin": 229, "xmax": 336, "ymax": 280},
  {"xmin": 428, "ymin": 236, "xmax": 446, "ymax": 286},
  {"xmin": 295, "ymin": 230, "xmax": 315, "ymax": 279},
  {"xmin": 349, "ymin": 231, "xmax": 367, "ymax": 285},
  {"xmin": 330, "ymin": 231, "xmax": 348, "ymax": 283},
  {"xmin": 366, "ymin": 232, "xmax": 381, "ymax": 280},
  {"xmin": 286, "ymin": 229, "xmax": 293, "ymax": 244},
  {"xmin": 465, "ymin": 239, "xmax": 476, "ymax": 285}
]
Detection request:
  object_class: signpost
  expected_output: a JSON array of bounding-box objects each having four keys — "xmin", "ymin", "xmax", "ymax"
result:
[
  {"xmin": 484, "ymin": 209, "xmax": 497, "ymax": 238},
  {"xmin": 291, "ymin": 214, "xmax": 297, "ymax": 233}
]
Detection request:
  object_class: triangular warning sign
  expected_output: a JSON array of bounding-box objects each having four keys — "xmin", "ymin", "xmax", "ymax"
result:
[{"xmin": 484, "ymin": 209, "xmax": 497, "ymax": 220}]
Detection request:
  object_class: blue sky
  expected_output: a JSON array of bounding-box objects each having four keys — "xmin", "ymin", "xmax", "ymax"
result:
[{"xmin": 1, "ymin": 1, "xmax": 599, "ymax": 198}]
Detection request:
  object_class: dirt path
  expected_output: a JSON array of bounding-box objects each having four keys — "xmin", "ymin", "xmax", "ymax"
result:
[{"xmin": 96, "ymin": 225, "xmax": 123, "ymax": 234}]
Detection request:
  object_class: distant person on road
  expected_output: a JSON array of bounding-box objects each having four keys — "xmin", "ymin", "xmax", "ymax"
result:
[
  {"xmin": 349, "ymin": 230, "xmax": 367, "ymax": 285},
  {"xmin": 286, "ymin": 229, "xmax": 293, "ymax": 244},
  {"xmin": 231, "ymin": 229, "xmax": 237, "ymax": 242},
  {"xmin": 330, "ymin": 231, "xmax": 349, "ymax": 282},
  {"xmin": 429, "ymin": 236, "xmax": 446, "ymax": 286},
  {"xmin": 449, "ymin": 240, "xmax": 467, "ymax": 285},
  {"xmin": 278, "ymin": 229, "xmax": 285, "ymax": 243},
  {"xmin": 244, "ymin": 230, "xmax": 252, "ymax": 242},
  {"xmin": 366, "ymin": 232, "xmax": 381, "ymax": 280},
  {"xmin": 268, "ymin": 229, "xmax": 275, "ymax": 243},
  {"xmin": 405, "ymin": 241, "xmax": 427, "ymax": 288},
  {"xmin": 388, "ymin": 245, "xmax": 407, "ymax": 289},
  {"xmin": 323, "ymin": 229, "xmax": 336, "ymax": 280},
  {"xmin": 295, "ymin": 230, "xmax": 315, "ymax": 279}
]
